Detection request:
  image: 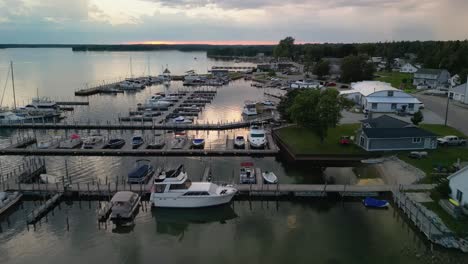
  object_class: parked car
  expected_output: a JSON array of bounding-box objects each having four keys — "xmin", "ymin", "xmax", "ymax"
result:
[
  {"xmin": 408, "ymin": 151, "xmax": 428, "ymax": 159},
  {"xmin": 339, "ymin": 136, "xmax": 352, "ymax": 145},
  {"xmin": 437, "ymin": 136, "xmax": 466, "ymax": 146},
  {"xmin": 340, "ymin": 84, "xmax": 349, "ymax": 89},
  {"xmin": 326, "ymin": 82, "xmax": 336, "ymax": 87}
]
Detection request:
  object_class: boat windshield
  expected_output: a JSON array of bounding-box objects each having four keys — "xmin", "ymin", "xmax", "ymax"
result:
[{"xmin": 251, "ymin": 133, "xmax": 265, "ymax": 138}]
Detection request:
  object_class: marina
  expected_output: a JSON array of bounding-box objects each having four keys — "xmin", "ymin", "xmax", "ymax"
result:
[{"xmin": 1, "ymin": 48, "xmax": 467, "ymax": 263}]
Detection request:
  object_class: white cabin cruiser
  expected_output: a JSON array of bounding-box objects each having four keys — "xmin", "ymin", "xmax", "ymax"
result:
[
  {"xmin": 150, "ymin": 165, "xmax": 237, "ymax": 208},
  {"xmin": 248, "ymin": 125, "xmax": 267, "ymax": 148},
  {"xmin": 242, "ymin": 101, "xmax": 257, "ymax": 116},
  {"xmin": 82, "ymin": 135, "xmax": 104, "ymax": 149}
]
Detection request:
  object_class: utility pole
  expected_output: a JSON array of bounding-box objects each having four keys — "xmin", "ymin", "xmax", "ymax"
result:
[
  {"xmin": 444, "ymin": 83, "xmax": 452, "ymax": 126},
  {"xmin": 10, "ymin": 61, "xmax": 16, "ymax": 110}
]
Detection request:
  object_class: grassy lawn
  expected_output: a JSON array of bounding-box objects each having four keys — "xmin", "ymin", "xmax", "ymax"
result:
[
  {"xmin": 397, "ymin": 125, "xmax": 467, "ymax": 183},
  {"xmin": 276, "ymin": 124, "xmax": 367, "ymax": 155},
  {"xmin": 376, "ymin": 71, "xmax": 415, "ymax": 90},
  {"xmin": 422, "ymin": 202, "xmax": 468, "ymax": 236},
  {"xmin": 399, "ymin": 147, "xmax": 468, "ymax": 183}
]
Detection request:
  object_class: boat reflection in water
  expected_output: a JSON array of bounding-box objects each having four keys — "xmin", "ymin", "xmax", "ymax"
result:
[{"xmin": 152, "ymin": 205, "xmax": 238, "ymax": 239}]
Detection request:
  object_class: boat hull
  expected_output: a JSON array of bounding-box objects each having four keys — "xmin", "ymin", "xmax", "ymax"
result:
[{"xmin": 150, "ymin": 193, "xmax": 236, "ymax": 208}]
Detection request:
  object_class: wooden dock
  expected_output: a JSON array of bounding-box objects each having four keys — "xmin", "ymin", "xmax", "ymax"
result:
[
  {"xmin": 0, "ymin": 148, "xmax": 280, "ymax": 157},
  {"xmin": 26, "ymin": 193, "xmax": 63, "ymax": 224},
  {"xmin": 0, "ymin": 117, "xmax": 273, "ymax": 130},
  {"xmin": 74, "ymin": 81, "xmax": 121, "ymax": 96},
  {"xmin": 3, "ymin": 181, "xmax": 435, "ymax": 199},
  {"xmin": 56, "ymin": 101, "xmax": 89, "ymax": 106}
]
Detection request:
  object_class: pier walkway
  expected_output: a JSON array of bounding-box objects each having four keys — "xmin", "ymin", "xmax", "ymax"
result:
[{"xmin": 0, "ymin": 117, "xmax": 273, "ymax": 131}]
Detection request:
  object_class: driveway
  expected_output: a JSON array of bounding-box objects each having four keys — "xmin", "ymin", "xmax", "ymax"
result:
[{"xmin": 414, "ymin": 94, "xmax": 468, "ymax": 135}]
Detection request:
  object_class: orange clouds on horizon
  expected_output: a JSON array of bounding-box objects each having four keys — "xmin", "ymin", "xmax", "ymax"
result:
[{"xmin": 124, "ymin": 40, "xmax": 308, "ymax": 45}]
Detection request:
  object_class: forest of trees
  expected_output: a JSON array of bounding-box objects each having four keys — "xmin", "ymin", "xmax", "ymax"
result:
[{"xmin": 212, "ymin": 38, "xmax": 468, "ymax": 78}]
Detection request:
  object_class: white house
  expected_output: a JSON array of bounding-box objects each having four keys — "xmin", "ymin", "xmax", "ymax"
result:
[
  {"xmin": 400, "ymin": 63, "xmax": 419, "ymax": 73},
  {"xmin": 341, "ymin": 81, "xmax": 423, "ymax": 114},
  {"xmin": 448, "ymin": 166, "xmax": 468, "ymax": 205},
  {"xmin": 449, "ymin": 81, "xmax": 468, "ymax": 104},
  {"xmin": 413, "ymin": 68, "xmax": 450, "ymax": 89},
  {"xmin": 449, "ymin": 74, "xmax": 461, "ymax": 86}
]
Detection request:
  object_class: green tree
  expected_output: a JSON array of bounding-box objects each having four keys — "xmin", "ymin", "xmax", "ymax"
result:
[
  {"xmin": 313, "ymin": 60, "xmax": 330, "ymax": 79},
  {"xmin": 411, "ymin": 110, "xmax": 424, "ymax": 125},
  {"xmin": 288, "ymin": 89, "xmax": 347, "ymax": 142},
  {"xmin": 274, "ymin": 37, "xmax": 295, "ymax": 59},
  {"xmin": 277, "ymin": 89, "xmax": 301, "ymax": 122},
  {"xmin": 341, "ymin": 55, "xmax": 375, "ymax": 83}
]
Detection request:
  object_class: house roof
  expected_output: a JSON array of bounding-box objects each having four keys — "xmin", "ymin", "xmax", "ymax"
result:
[
  {"xmin": 341, "ymin": 81, "xmax": 397, "ymax": 96},
  {"xmin": 451, "ymin": 83, "xmax": 467, "ymax": 95},
  {"xmin": 363, "ymin": 127, "xmax": 437, "ymax": 139},
  {"xmin": 415, "ymin": 68, "xmax": 445, "ymax": 76},
  {"xmin": 448, "ymin": 166, "xmax": 468, "ymax": 180},
  {"xmin": 362, "ymin": 115, "xmax": 410, "ymax": 128},
  {"xmin": 365, "ymin": 96, "xmax": 421, "ymax": 104}
]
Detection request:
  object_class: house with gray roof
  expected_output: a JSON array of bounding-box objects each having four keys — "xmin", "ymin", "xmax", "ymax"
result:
[
  {"xmin": 413, "ymin": 68, "xmax": 450, "ymax": 89},
  {"xmin": 449, "ymin": 82, "xmax": 468, "ymax": 104},
  {"xmin": 356, "ymin": 115, "xmax": 438, "ymax": 151}
]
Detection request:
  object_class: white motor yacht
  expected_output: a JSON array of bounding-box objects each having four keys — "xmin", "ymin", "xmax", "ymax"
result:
[
  {"xmin": 234, "ymin": 135, "xmax": 246, "ymax": 149},
  {"xmin": 58, "ymin": 134, "xmax": 82, "ymax": 149},
  {"xmin": 242, "ymin": 101, "xmax": 257, "ymax": 116},
  {"xmin": 171, "ymin": 116, "xmax": 193, "ymax": 124},
  {"xmin": 247, "ymin": 125, "xmax": 267, "ymax": 148},
  {"xmin": 20, "ymin": 97, "xmax": 62, "ymax": 117},
  {"xmin": 150, "ymin": 165, "xmax": 237, "ymax": 208}
]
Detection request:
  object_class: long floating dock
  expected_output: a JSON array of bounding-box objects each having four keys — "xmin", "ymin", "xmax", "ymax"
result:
[
  {"xmin": 0, "ymin": 118, "xmax": 273, "ymax": 130},
  {"xmin": 26, "ymin": 193, "xmax": 63, "ymax": 224},
  {"xmin": 0, "ymin": 148, "xmax": 279, "ymax": 157}
]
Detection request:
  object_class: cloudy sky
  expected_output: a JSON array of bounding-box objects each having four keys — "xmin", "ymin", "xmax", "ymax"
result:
[{"xmin": 0, "ymin": 0, "xmax": 467, "ymax": 44}]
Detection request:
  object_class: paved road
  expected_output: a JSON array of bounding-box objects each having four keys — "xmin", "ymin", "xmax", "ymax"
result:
[{"xmin": 415, "ymin": 94, "xmax": 468, "ymax": 135}]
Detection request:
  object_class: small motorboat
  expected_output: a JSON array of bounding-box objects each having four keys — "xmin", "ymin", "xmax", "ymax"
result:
[
  {"xmin": 105, "ymin": 138, "xmax": 125, "ymax": 149},
  {"xmin": 110, "ymin": 191, "xmax": 141, "ymax": 225},
  {"xmin": 171, "ymin": 135, "xmax": 187, "ymax": 149},
  {"xmin": 262, "ymin": 171, "xmax": 278, "ymax": 184},
  {"xmin": 40, "ymin": 173, "xmax": 63, "ymax": 185},
  {"xmin": 0, "ymin": 191, "xmax": 23, "ymax": 215},
  {"xmin": 192, "ymin": 138, "xmax": 205, "ymax": 149},
  {"xmin": 58, "ymin": 134, "xmax": 82, "ymax": 149},
  {"xmin": 172, "ymin": 116, "xmax": 193, "ymax": 124},
  {"xmin": 127, "ymin": 159, "xmax": 155, "ymax": 184},
  {"xmin": 131, "ymin": 135, "xmax": 144, "ymax": 149},
  {"xmin": 82, "ymin": 135, "xmax": 104, "ymax": 149},
  {"xmin": 363, "ymin": 197, "xmax": 389, "ymax": 208},
  {"xmin": 37, "ymin": 140, "xmax": 51, "ymax": 149},
  {"xmin": 234, "ymin": 135, "xmax": 245, "ymax": 149},
  {"xmin": 147, "ymin": 134, "xmax": 165, "ymax": 149},
  {"xmin": 240, "ymin": 162, "xmax": 256, "ymax": 184}
]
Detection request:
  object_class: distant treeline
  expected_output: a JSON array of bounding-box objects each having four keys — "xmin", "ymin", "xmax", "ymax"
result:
[{"xmin": 294, "ymin": 40, "xmax": 468, "ymax": 78}]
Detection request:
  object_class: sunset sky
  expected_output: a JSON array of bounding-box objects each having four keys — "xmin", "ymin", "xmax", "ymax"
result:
[{"xmin": 0, "ymin": 0, "xmax": 467, "ymax": 44}]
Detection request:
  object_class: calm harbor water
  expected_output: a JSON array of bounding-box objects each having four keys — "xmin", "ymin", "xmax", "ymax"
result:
[
  {"xmin": 0, "ymin": 49, "xmax": 467, "ymax": 263},
  {"xmin": 1, "ymin": 200, "xmax": 467, "ymax": 264}
]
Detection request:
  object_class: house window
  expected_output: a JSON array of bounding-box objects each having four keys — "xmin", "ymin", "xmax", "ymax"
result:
[
  {"xmin": 408, "ymin": 104, "xmax": 414, "ymax": 110},
  {"xmin": 412, "ymin": 137, "xmax": 422, "ymax": 143},
  {"xmin": 391, "ymin": 103, "xmax": 397, "ymax": 110},
  {"xmin": 371, "ymin": 103, "xmax": 377, "ymax": 110},
  {"xmin": 387, "ymin": 91, "xmax": 394, "ymax": 97},
  {"xmin": 456, "ymin": 190, "xmax": 463, "ymax": 202}
]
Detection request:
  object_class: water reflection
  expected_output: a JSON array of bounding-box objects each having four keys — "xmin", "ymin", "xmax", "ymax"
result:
[{"xmin": 152, "ymin": 205, "xmax": 237, "ymax": 239}]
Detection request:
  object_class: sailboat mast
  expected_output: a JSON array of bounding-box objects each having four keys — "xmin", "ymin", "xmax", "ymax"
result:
[
  {"xmin": 130, "ymin": 57, "xmax": 133, "ymax": 78},
  {"xmin": 10, "ymin": 61, "xmax": 16, "ymax": 110}
]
